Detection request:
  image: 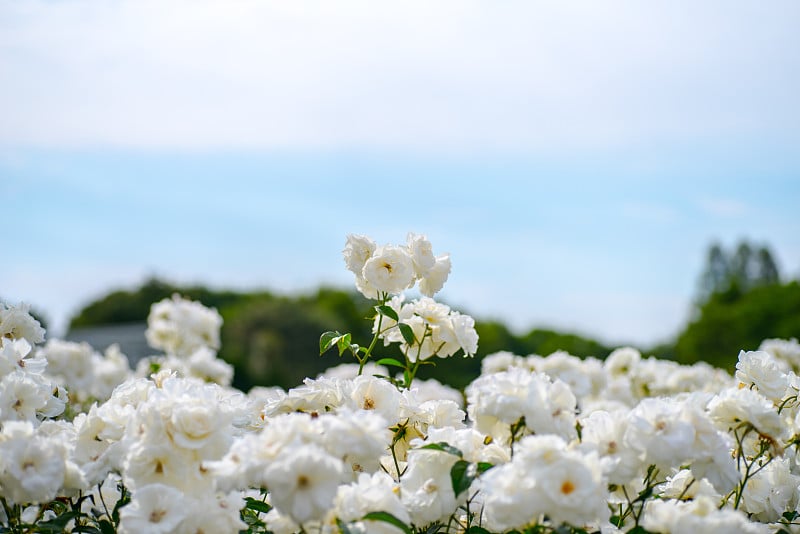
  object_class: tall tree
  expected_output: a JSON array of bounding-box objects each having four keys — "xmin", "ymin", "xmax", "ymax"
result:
[
  {"xmin": 697, "ymin": 240, "xmax": 781, "ymax": 304},
  {"xmin": 756, "ymin": 246, "xmax": 780, "ymax": 285},
  {"xmin": 699, "ymin": 242, "xmax": 730, "ymax": 300},
  {"xmin": 729, "ymin": 241, "xmax": 755, "ymax": 290}
]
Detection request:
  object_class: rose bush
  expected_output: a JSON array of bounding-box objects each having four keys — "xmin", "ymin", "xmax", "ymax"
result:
[{"xmin": 1, "ymin": 233, "xmax": 800, "ymax": 533}]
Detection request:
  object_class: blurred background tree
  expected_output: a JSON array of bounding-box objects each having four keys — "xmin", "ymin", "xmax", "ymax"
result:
[
  {"xmin": 698, "ymin": 240, "xmax": 781, "ymax": 300},
  {"xmin": 674, "ymin": 239, "xmax": 798, "ymax": 370}
]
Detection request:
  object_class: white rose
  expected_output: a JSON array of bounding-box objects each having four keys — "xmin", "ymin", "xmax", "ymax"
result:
[
  {"xmin": 406, "ymin": 233, "xmax": 436, "ymax": 278},
  {"xmin": 0, "ymin": 302, "xmax": 46, "ymax": 346},
  {"xmin": 735, "ymin": 350, "xmax": 790, "ymax": 402},
  {"xmin": 263, "ymin": 445, "xmax": 346, "ymax": 524},
  {"xmin": 362, "ymin": 245, "xmax": 415, "ymax": 295},
  {"xmin": 418, "ymin": 254, "xmax": 451, "ymax": 297},
  {"xmin": 342, "ymin": 234, "xmax": 376, "ymax": 275}
]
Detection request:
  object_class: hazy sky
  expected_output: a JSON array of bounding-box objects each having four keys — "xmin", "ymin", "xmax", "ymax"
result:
[{"xmin": 2, "ymin": 1, "xmax": 799, "ymax": 346}]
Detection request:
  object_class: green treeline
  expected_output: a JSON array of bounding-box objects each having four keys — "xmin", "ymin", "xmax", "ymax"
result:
[
  {"xmin": 69, "ymin": 280, "xmax": 611, "ymax": 391},
  {"xmin": 67, "ymin": 239, "xmax": 800, "ymax": 390}
]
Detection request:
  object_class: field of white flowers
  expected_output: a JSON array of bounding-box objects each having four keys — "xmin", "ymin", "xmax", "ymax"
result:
[{"xmin": 2, "ymin": 233, "xmax": 800, "ymax": 534}]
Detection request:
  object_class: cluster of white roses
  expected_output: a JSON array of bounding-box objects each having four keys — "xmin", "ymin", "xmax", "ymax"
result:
[
  {"xmin": 74, "ymin": 372, "xmax": 250, "ymax": 533},
  {"xmin": 3, "ymin": 234, "xmax": 800, "ymax": 534},
  {"xmin": 0, "ymin": 304, "xmax": 65, "ymax": 423},
  {"xmin": 336, "ymin": 234, "xmax": 478, "ymax": 384},
  {"xmin": 0, "ymin": 296, "xmax": 254, "ymax": 532},
  {"xmin": 140, "ymin": 294, "xmax": 234, "ymax": 386},
  {"xmin": 0, "ymin": 304, "xmax": 78, "ymax": 509},
  {"xmin": 377, "ymin": 296, "xmax": 479, "ymax": 361},
  {"xmin": 343, "ymin": 233, "xmax": 451, "ymax": 298},
  {"xmin": 38, "ymin": 340, "xmax": 130, "ymax": 405}
]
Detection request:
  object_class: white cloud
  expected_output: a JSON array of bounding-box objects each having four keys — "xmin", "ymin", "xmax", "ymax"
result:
[{"xmin": 1, "ymin": 0, "xmax": 798, "ymax": 151}]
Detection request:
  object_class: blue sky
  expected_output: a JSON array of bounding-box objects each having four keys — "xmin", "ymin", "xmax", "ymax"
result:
[{"xmin": 2, "ymin": 1, "xmax": 799, "ymax": 346}]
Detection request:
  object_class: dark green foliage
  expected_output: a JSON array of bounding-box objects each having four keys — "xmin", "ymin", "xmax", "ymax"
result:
[
  {"xmin": 221, "ymin": 290, "xmax": 374, "ymax": 391},
  {"xmin": 517, "ymin": 329, "xmax": 610, "ymax": 359},
  {"xmin": 67, "ymin": 279, "xmax": 610, "ymax": 391},
  {"xmin": 652, "ymin": 239, "xmax": 795, "ymax": 368},
  {"xmin": 70, "ymin": 236, "xmax": 796, "ymax": 389},
  {"xmin": 69, "ymin": 278, "xmax": 253, "ymax": 329},
  {"xmin": 674, "ymin": 281, "xmax": 800, "ymax": 370}
]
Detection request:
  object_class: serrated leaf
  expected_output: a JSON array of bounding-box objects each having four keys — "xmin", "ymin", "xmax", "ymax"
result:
[
  {"xmin": 361, "ymin": 511, "xmax": 413, "ymax": 534},
  {"xmin": 320, "ymin": 331, "xmax": 340, "ymax": 355},
  {"xmin": 398, "ymin": 322, "xmax": 416, "ymax": 345},
  {"xmin": 336, "ymin": 333, "xmax": 352, "ymax": 356},
  {"xmin": 244, "ymin": 497, "xmax": 272, "ymax": 514},
  {"xmin": 376, "ymin": 357, "xmax": 406, "ymax": 368},
  {"xmin": 416, "ymin": 442, "xmax": 464, "ymax": 457},
  {"xmin": 375, "ymin": 305, "xmax": 399, "ymax": 322},
  {"xmin": 450, "ymin": 459, "xmax": 476, "ymax": 497}
]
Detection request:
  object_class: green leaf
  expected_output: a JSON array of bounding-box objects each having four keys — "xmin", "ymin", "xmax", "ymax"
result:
[
  {"xmin": 240, "ymin": 507, "xmax": 265, "ymax": 527},
  {"xmin": 36, "ymin": 511, "xmax": 82, "ymax": 532},
  {"xmin": 320, "ymin": 331, "xmax": 340, "ymax": 355},
  {"xmin": 635, "ymin": 485, "xmax": 654, "ymax": 503},
  {"xmin": 71, "ymin": 526, "xmax": 102, "ymax": 534},
  {"xmin": 336, "ymin": 333, "xmax": 352, "ymax": 356},
  {"xmin": 112, "ymin": 483, "xmax": 131, "ymax": 524},
  {"xmin": 783, "ymin": 510, "xmax": 800, "ymax": 521},
  {"xmin": 375, "ymin": 305, "xmax": 399, "ymax": 322},
  {"xmin": 98, "ymin": 520, "xmax": 116, "ymax": 534},
  {"xmin": 450, "ymin": 459, "xmax": 476, "ymax": 497},
  {"xmin": 376, "ymin": 357, "xmax": 406, "ymax": 368},
  {"xmin": 361, "ymin": 511, "xmax": 413, "ymax": 534},
  {"xmin": 466, "ymin": 527, "xmax": 492, "ymax": 534},
  {"xmin": 398, "ymin": 322, "xmax": 416, "ymax": 345},
  {"xmin": 415, "ymin": 442, "xmax": 464, "ymax": 457},
  {"xmin": 244, "ymin": 497, "xmax": 272, "ymax": 514},
  {"xmin": 476, "ymin": 461, "xmax": 494, "ymax": 474}
]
